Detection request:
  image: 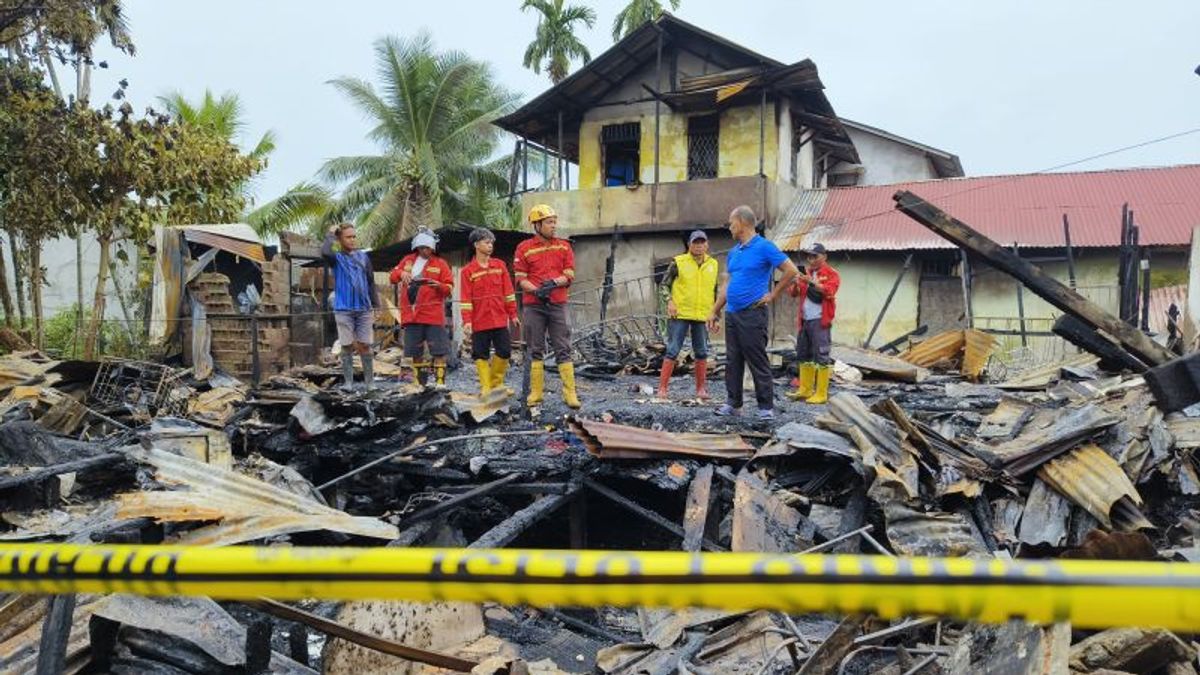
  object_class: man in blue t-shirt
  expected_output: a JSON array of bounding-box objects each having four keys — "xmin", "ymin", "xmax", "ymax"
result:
[
  {"xmin": 322, "ymin": 223, "xmax": 382, "ymax": 390},
  {"xmin": 706, "ymin": 205, "xmax": 799, "ymax": 419}
]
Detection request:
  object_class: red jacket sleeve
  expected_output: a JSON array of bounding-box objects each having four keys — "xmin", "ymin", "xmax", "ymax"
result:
[
  {"xmin": 503, "ymin": 264, "xmax": 517, "ymax": 319},
  {"xmin": 513, "ymin": 243, "xmax": 528, "ymax": 284},
  {"xmin": 389, "ymin": 257, "xmax": 409, "ymax": 285},
  {"xmin": 822, "ymin": 268, "xmax": 840, "ymax": 299},
  {"xmin": 440, "ymin": 259, "xmax": 454, "ymax": 297},
  {"xmin": 562, "ymin": 244, "xmax": 575, "ymax": 284},
  {"xmin": 459, "ymin": 266, "xmax": 473, "ymax": 327}
]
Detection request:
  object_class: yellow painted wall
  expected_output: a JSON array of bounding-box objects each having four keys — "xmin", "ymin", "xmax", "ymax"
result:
[
  {"xmin": 720, "ymin": 106, "xmax": 778, "ymax": 181},
  {"xmin": 577, "ymin": 104, "xmax": 779, "ymax": 189}
]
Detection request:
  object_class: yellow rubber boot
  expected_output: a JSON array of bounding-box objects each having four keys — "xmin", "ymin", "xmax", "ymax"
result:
[
  {"xmin": 787, "ymin": 363, "xmax": 816, "ymax": 401},
  {"xmin": 527, "ymin": 360, "xmax": 545, "ymax": 406},
  {"xmin": 490, "ymin": 356, "xmax": 509, "ymax": 391},
  {"xmin": 559, "ymin": 362, "xmax": 582, "ymax": 409},
  {"xmin": 474, "ymin": 359, "xmax": 492, "ymax": 396},
  {"xmin": 806, "ymin": 365, "xmax": 832, "ymax": 405},
  {"xmin": 412, "ymin": 361, "xmax": 428, "ymax": 386},
  {"xmin": 433, "ymin": 359, "xmax": 446, "ymax": 386}
]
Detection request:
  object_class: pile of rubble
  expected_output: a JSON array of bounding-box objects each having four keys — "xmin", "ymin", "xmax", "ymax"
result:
[{"xmin": 2, "ymin": 327, "xmax": 1200, "ymax": 674}]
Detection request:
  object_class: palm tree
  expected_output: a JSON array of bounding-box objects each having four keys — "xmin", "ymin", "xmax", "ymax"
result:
[
  {"xmin": 245, "ymin": 182, "xmax": 335, "ymax": 238},
  {"xmin": 611, "ymin": 0, "xmax": 680, "ymax": 41},
  {"xmin": 320, "ymin": 31, "xmax": 520, "ymax": 246},
  {"xmin": 521, "ymin": 0, "xmax": 596, "ymax": 84},
  {"xmin": 158, "ymin": 90, "xmax": 276, "ymax": 162}
]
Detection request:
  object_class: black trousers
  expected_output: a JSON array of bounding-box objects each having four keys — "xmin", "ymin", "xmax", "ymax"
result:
[
  {"xmin": 724, "ymin": 306, "xmax": 774, "ymax": 410},
  {"xmin": 796, "ymin": 318, "xmax": 832, "ymax": 365},
  {"xmin": 471, "ymin": 327, "xmax": 512, "ymax": 360}
]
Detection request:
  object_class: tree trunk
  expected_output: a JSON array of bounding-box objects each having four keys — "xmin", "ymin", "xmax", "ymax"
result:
[
  {"xmin": 10, "ymin": 231, "xmax": 27, "ymax": 327},
  {"xmin": 29, "ymin": 240, "xmax": 43, "ymax": 348},
  {"xmin": 83, "ymin": 234, "xmax": 111, "ymax": 360},
  {"xmin": 398, "ymin": 186, "xmax": 436, "ymax": 242},
  {"xmin": 108, "ymin": 254, "xmax": 137, "ymax": 350},
  {"xmin": 0, "ymin": 227, "xmax": 15, "ymax": 327}
]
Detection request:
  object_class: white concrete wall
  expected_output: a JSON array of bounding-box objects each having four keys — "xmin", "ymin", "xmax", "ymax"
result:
[
  {"xmin": 2, "ymin": 232, "xmax": 133, "ymax": 321},
  {"xmin": 843, "ymin": 127, "xmax": 938, "ymax": 186}
]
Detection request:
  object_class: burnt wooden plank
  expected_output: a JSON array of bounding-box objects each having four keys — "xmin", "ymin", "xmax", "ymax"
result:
[
  {"xmin": 0, "ymin": 453, "xmax": 125, "ymax": 492},
  {"xmin": 395, "ymin": 473, "xmax": 521, "ymax": 528},
  {"xmin": 893, "ymin": 190, "xmax": 1174, "ymax": 366},
  {"xmin": 681, "ymin": 465, "xmax": 715, "ymax": 552},
  {"xmin": 35, "ymin": 595, "xmax": 76, "ymax": 675},
  {"xmin": 583, "ymin": 478, "xmax": 725, "ymax": 552},
  {"xmin": 470, "ymin": 490, "xmax": 576, "ymax": 549},
  {"xmin": 1052, "ymin": 314, "xmax": 1147, "ymax": 373}
]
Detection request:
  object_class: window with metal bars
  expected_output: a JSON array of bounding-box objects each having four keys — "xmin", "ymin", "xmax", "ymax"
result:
[
  {"xmin": 687, "ymin": 115, "xmax": 719, "ymax": 180},
  {"xmin": 601, "ymin": 122, "xmax": 641, "ymax": 187}
]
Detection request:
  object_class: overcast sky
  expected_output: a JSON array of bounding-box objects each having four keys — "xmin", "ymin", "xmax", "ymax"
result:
[{"xmin": 90, "ymin": 0, "xmax": 1200, "ymax": 206}]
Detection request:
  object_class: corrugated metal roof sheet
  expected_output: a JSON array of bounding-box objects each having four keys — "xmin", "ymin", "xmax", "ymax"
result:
[
  {"xmin": 1038, "ymin": 443, "xmax": 1149, "ymax": 530},
  {"xmin": 567, "ymin": 417, "xmax": 753, "ymax": 459},
  {"xmin": 1148, "ymin": 284, "xmax": 1187, "ymax": 335},
  {"xmin": 774, "ymin": 164, "xmax": 1200, "ymax": 251},
  {"xmin": 182, "ymin": 229, "xmax": 267, "ymax": 263}
]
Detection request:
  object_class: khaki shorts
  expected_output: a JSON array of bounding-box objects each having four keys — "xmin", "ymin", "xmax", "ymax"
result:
[{"xmin": 335, "ymin": 310, "xmax": 374, "ymax": 346}]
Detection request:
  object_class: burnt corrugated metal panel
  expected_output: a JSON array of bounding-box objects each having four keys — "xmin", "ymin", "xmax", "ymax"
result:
[
  {"xmin": 773, "ymin": 164, "xmax": 1200, "ymax": 252},
  {"xmin": 899, "ymin": 330, "xmax": 966, "ymax": 368},
  {"xmin": 970, "ymin": 404, "xmax": 1120, "ymax": 476},
  {"xmin": 882, "ymin": 502, "xmax": 986, "ymax": 557},
  {"xmin": 1038, "ymin": 443, "xmax": 1149, "ymax": 530},
  {"xmin": 183, "ymin": 229, "xmax": 267, "ymax": 263},
  {"xmin": 567, "ymin": 417, "xmax": 753, "ymax": 459},
  {"xmin": 120, "ymin": 447, "xmax": 398, "ymax": 545},
  {"xmin": 962, "ymin": 329, "xmax": 999, "ymax": 380}
]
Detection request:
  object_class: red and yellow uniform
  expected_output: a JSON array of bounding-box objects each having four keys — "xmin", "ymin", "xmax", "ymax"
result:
[
  {"xmin": 391, "ymin": 253, "xmax": 453, "ymax": 326},
  {"xmin": 460, "ymin": 258, "xmax": 517, "ymax": 331},
  {"xmin": 513, "ymin": 237, "xmax": 574, "ymax": 305}
]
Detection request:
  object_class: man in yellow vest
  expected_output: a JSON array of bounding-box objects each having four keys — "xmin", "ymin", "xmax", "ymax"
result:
[{"xmin": 657, "ymin": 230, "xmax": 719, "ymax": 399}]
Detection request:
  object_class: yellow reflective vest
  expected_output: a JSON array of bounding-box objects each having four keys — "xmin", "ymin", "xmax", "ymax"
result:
[{"xmin": 669, "ymin": 253, "xmax": 719, "ymax": 321}]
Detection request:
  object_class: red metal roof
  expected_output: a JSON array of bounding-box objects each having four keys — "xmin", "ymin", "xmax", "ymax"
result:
[{"xmin": 775, "ymin": 165, "xmax": 1200, "ymax": 252}]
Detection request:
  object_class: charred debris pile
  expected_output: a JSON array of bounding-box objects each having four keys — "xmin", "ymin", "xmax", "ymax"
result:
[{"xmin": 1, "ymin": 325, "xmax": 1199, "ymax": 675}]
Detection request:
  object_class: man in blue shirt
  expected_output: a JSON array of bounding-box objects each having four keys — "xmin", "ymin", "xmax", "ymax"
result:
[
  {"xmin": 322, "ymin": 223, "xmax": 381, "ymax": 390},
  {"xmin": 707, "ymin": 205, "xmax": 799, "ymax": 419}
]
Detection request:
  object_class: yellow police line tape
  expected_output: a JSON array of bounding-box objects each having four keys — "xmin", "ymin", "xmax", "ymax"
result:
[{"xmin": 2, "ymin": 544, "xmax": 1198, "ymax": 631}]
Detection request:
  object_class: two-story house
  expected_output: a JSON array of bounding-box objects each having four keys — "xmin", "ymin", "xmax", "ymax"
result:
[{"xmin": 494, "ymin": 14, "xmax": 962, "ymax": 331}]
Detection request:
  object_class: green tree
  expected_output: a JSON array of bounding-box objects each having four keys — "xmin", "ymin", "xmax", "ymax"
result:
[
  {"xmin": 245, "ymin": 181, "xmax": 334, "ymax": 239},
  {"xmin": 611, "ymin": 0, "xmax": 679, "ymax": 41},
  {"xmin": 521, "ymin": 0, "xmax": 595, "ymax": 84},
  {"xmin": 157, "ymin": 89, "xmax": 276, "ymax": 162},
  {"xmin": 320, "ymin": 31, "xmax": 520, "ymax": 246}
]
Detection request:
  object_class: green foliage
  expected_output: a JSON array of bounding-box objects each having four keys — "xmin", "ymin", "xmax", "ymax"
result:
[
  {"xmin": 0, "ymin": 0, "xmax": 134, "ymax": 58},
  {"xmin": 246, "ymin": 181, "xmax": 335, "ymax": 239},
  {"xmin": 317, "ymin": 31, "xmax": 522, "ymax": 247},
  {"xmin": 521, "ymin": 0, "xmax": 596, "ymax": 84},
  {"xmin": 43, "ymin": 304, "xmax": 139, "ymax": 358},
  {"xmin": 1151, "ymin": 268, "xmax": 1188, "ymax": 290},
  {"xmin": 611, "ymin": 0, "xmax": 680, "ymax": 41}
]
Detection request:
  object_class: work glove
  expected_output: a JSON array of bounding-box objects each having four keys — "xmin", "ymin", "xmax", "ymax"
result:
[
  {"xmin": 406, "ymin": 278, "xmax": 425, "ymax": 306},
  {"xmin": 534, "ymin": 279, "xmax": 557, "ymax": 304}
]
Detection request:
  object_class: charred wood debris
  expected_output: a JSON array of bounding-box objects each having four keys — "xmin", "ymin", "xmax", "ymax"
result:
[{"xmin": 5, "ymin": 203, "xmax": 1200, "ymax": 673}]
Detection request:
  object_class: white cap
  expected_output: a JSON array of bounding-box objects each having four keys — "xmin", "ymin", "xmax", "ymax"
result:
[{"xmin": 412, "ymin": 231, "xmax": 438, "ymax": 251}]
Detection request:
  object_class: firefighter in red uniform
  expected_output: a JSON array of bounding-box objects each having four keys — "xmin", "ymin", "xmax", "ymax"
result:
[
  {"xmin": 460, "ymin": 228, "xmax": 520, "ymax": 396},
  {"xmin": 787, "ymin": 243, "xmax": 840, "ymax": 405},
  {"xmin": 514, "ymin": 204, "xmax": 580, "ymax": 409},
  {"xmin": 390, "ymin": 228, "xmax": 454, "ymax": 386}
]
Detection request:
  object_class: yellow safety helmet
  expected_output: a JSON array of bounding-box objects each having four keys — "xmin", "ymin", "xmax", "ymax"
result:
[{"xmin": 528, "ymin": 204, "xmax": 557, "ymax": 224}]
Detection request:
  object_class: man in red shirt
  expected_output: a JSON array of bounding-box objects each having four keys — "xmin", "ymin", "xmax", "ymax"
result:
[
  {"xmin": 787, "ymin": 243, "xmax": 840, "ymax": 405},
  {"xmin": 389, "ymin": 229, "xmax": 454, "ymax": 386},
  {"xmin": 460, "ymin": 228, "xmax": 520, "ymax": 396},
  {"xmin": 514, "ymin": 204, "xmax": 580, "ymax": 409}
]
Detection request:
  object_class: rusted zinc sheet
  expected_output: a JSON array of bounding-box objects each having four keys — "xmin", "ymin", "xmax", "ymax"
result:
[
  {"xmin": 899, "ymin": 330, "xmax": 965, "ymax": 368},
  {"xmin": 730, "ymin": 470, "xmax": 805, "ymax": 552},
  {"xmin": 882, "ymin": 502, "xmax": 987, "ymax": 556},
  {"xmin": 1167, "ymin": 414, "xmax": 1200, "ymax": 449},
  {"xmin": 828, "ymin": 393, "xmax": 920, "ymax": 498},
  {"xmin": 969, "ymin": 404, "xmax": 1119, "ymax": 476},
  {"xmin": 1038, "ymin": 444, "xmax": 1152, "ymax": 530},
  {"xmin": 832, "ymin": 345, "xmax": 929, "ymax": 383},
  {"xmin": 181, "ymin": 227, "xmax": 267, "ymax": 263},
  {"xmin": 962, "ymin": 329, "xmax": 999, "ymax": 380},
  {"xmin": 119, "ymin": 447, "xmax": 398, "ymax": 545},
  {"xmin": 567, "ymin": 417, "xmax": 753, "ymax": 459}
]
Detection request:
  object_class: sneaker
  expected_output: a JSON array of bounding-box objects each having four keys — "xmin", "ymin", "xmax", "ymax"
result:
[
  {"xmin": 756, "ymin": 408, "xmax": 775, "ymax": 421},
  {"xmin": 714, "ymin": 403, "xmax": 740, "ymax": 417}
]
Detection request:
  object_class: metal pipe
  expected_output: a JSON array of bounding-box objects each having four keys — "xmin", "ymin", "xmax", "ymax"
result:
[
  {"xmin": 1012, "ymin": 243, "xmax": 1027, "ymax": 346},
  {"xmin": 1062, "ymin": 214, "xmax": 1076, "ymax": 289},
  {"xmin": 557, "ymin": 110, "xmax": 564, "ymax": 190},
  {"xmin": 863, "ymin": 254, "xmax": 913, "ymax": 348},
  {"xmin": 800, "ymin": 525, "xmax": 874, "ymax": 554},
  {"xmin": 522, "ymin": 136, "xmax": 529, "ymax": 191}
]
